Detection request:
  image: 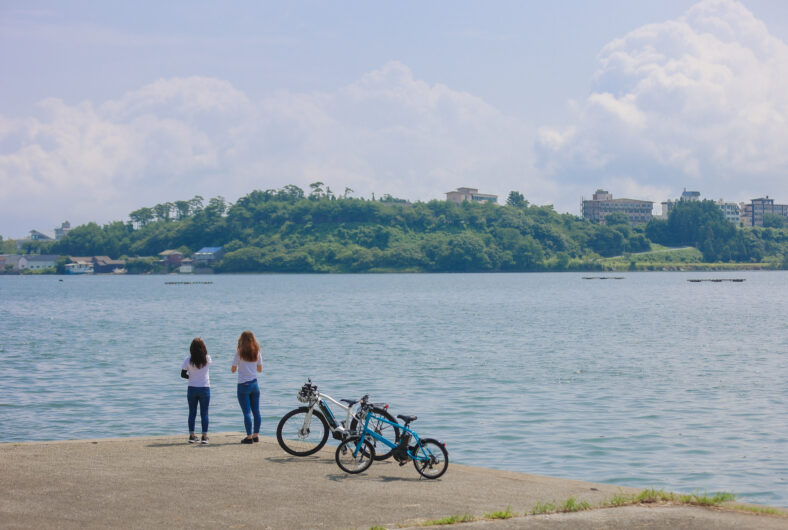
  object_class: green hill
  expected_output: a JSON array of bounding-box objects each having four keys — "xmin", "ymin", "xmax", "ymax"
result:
[{"xmin": 40, "ymin": 186, "xmax": 788, "ymax": 272}]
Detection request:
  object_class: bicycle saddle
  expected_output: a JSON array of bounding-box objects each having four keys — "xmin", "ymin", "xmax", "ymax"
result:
[
  {"xmin": 340, "ymin": 398, "xmax": 358, "ymax": 406},
  {"xmin": 397, "ymin": 414, "xmax": 417, "ymax": 424}
]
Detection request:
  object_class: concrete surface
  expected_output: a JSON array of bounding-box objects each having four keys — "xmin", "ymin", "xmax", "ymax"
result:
[{"xmin": 0, "ymin": 433, "xmax": 784, "ymax": 529}]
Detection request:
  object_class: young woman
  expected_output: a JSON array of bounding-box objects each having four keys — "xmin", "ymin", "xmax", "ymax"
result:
[
  {"xmin": 181, "ymin": 337, "xmax": 212, "ymax": 444},
  {"xmin": 232, "ymin": 330, "xmax": 263, "ymax": 444}
]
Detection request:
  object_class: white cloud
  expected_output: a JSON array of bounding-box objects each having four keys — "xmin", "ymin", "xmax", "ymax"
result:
[
  {"xmin": 0, "ymin": 63, "xmax": 539, "ymax": 238},
  {"xmin": 536, "ymin": 0, "xmax": 788, "ymax": 207}
]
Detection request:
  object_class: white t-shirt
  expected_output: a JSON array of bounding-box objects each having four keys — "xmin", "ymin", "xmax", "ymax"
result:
[
  {"xmin": 182, "ymin": 355, "xmax": 212, "ymax": 387},
  {"xmin": 233, "ymin": 351, "xmax": 262, "ymax": 384}
]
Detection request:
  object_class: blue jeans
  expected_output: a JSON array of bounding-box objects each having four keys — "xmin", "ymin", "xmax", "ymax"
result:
[
  {"xmin": 237, "ymin": 379, "xmax": 261, "ymax": 435},
  {"xmin": 187, "ymin": 386, "xmax": 210, "ymax": 433}
]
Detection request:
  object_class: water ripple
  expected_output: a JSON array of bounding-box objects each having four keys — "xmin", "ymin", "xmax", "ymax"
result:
[{"xmin": 0, "ymin": 272, "xmax": 786, "ymax": 507}]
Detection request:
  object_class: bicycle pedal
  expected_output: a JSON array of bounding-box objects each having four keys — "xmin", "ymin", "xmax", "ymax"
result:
[{"xmin": 398, "ymin": 460, "xmax": 407, "ymax": 466}]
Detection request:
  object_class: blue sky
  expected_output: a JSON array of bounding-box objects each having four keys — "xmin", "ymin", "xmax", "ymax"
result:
[{"xmin": 2, "ymin": 0, "xmax": 788, "ymax": 238}]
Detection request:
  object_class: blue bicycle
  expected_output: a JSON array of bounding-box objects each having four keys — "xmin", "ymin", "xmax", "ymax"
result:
[{"xmin": 335, "ymin": 400, "xmax": 449, "ymax": 479}]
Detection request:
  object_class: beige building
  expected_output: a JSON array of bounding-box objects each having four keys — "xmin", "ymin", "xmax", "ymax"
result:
[
  {"xmin": 445, "ymin": 187, "xmax": 498, "ymax": 204},
  {"xmin": 582, "ymin": 189, "xmax": 653, "ymax": 224}
]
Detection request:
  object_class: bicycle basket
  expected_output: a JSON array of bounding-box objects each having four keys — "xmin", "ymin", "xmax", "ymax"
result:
[{"xmin": 297, "ymin": 382, "xmax": 317, "ymax": 403}]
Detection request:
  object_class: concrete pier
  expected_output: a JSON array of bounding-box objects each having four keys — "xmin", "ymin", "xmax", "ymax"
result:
[{"xmin": 0, "ymin": 433, "xmax": 783, "ymax": 529}]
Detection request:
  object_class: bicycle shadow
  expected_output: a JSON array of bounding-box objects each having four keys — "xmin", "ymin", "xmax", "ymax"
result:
[
  {"xmin": 266, "ymin": 456, "xmax": 333, "ymax": 465},
  {"xmin": 146, "ymin": 442, "xmax": 242, "ymax": 448},
  {"xmin": 326, "ymin": 473, "xmax": 422, "ymax": 483}
]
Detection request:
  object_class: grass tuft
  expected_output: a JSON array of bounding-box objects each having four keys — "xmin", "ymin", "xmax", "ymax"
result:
[
  {"xmin": 484, "ymin": 506, "xmax": 516, "ymax": 520},
  {"xmin": 531, "ymin": 501, "xmax": 556, "ymax": 515},
  {"xmin": 560, "ymin": 496, "xmax": 591, "ymax": 512},
  {"xmin": 401, "ymin": 488, "xmax": 783, "ymax": 529},
  {"xmin": 417, "ymin": 513, "xmax": 475, "ymax": 526},
  {"xmin": 637, "ymin": 488, "xmax": 674, "ymax": 503},
  {"xmin": 691, "ymin": 492, "xmax": 736, "ymax": 506},
  {"xmin": 607, "ymin": 492, "xmax": 636, "ymax": 506},
  {"xmin": 731, "ymin": 504, "xmax": 788, "ymax": 517}
]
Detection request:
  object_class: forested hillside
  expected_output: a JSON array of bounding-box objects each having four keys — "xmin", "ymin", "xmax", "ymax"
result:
[{"xmin": 46, "ymin": 186, "xmax": 788, "ymax": 272}]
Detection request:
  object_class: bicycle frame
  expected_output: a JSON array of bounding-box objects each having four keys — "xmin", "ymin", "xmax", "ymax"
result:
[
  {"xmin": 301, "ymin": 391, "xmax": 358, "ymax": 439},
  {"xmin": 355, "ymin": 412, "xmax": 432, "ymax": 462}
]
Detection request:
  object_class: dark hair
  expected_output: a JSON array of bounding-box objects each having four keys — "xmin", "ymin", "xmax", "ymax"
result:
[
  {"xmin": 189, "ymin": 338, "xmax": 208, "ymax": 369},
  {"xmin": 237, "ymin": 330, "xmax": 259, "ymax": 362}
]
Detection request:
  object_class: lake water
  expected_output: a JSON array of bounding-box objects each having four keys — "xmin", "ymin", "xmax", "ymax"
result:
[{"xmin": 1, "ymin": 272, "xmax": 786, "ymax": 506}]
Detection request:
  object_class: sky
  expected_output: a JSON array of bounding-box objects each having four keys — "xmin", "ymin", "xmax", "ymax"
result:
[{"xmin": 2, "ymin": 0, "xmax": 788, "ymax": 239}]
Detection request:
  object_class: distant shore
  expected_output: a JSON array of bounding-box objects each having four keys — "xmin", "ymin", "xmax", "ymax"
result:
[
  {"xmin": 1, "ymin": 433, "xmax": 785, "ymax": 529},
  {"xmin": 1, "ymin": 263, "xmax": 783, "ymax": 276}
]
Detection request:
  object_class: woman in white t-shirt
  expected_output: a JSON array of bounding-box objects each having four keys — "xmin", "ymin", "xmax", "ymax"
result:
[
  {"xmin": 181, "ymin": 337, "xmax": 212, "ymax": 444},
  {"xmin": 232, "ymin": 330, "xmax": 263, "ymax": 444}
]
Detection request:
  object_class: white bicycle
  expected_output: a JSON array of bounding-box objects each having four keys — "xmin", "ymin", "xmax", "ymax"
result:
[{"xmin": 276, "ymin": 379, "xmax": 400, "ymax": 460}]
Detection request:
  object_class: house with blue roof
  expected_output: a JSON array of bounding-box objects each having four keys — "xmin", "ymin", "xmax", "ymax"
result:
[{"xmin": 193, "ymin": 247, "xmax": 225, "ymax": 267}]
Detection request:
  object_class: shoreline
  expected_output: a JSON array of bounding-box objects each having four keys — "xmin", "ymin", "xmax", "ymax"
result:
[
  {"xmin": 1, "ymin": 433, "xmax": 785, "ymax": 529},
  {"xmin": 1, "ymin": 265, "xmax": 784, "ymax": 276}
]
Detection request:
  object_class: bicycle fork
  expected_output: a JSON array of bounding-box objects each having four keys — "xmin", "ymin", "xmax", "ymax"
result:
[{"xmin": 299, "ymin": 407, "xmax": 316, "ymax": 437}]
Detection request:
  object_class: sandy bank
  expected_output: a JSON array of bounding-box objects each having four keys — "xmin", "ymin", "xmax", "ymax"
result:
[{"xmin": 0, "ymin": 433, "xmax": 783, "ymax": 529}]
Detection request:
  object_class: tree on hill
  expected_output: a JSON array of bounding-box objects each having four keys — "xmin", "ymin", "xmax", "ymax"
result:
[
  {"xmin": 646, "ymin": 200, "xmax": 755, "ymax": 262},
  {"xmin": 604, "ymin": 212, "xmax": 630, "ymax": 226},
  {"xmin": 763, "ymin": 213, "xmax": 786, "ymax": 228},
  {"xmin": 506, "ymin": 191, "xmax": 527, "ymax": 207}
]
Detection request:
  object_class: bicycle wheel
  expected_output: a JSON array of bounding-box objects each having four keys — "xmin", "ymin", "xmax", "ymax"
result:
[
  {"xmin": 335, "ymin": 436, "xmax": 375, "ymax": 474},
  {"xmin": 412, "ymin": 438, "xmax": 448, "ymax": 479},
  {"xmin": 350, "ymin": 407, "xmax": 400, "ymax": 461},
  {"xmin": 276, "ymin": 406, "xmax": 329, "ymax": 456}
]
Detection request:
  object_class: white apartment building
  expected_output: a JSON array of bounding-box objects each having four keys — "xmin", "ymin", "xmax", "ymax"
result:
[{"xmin": 715, "ymin": 199, "xmax": 740, "ymax": 224}]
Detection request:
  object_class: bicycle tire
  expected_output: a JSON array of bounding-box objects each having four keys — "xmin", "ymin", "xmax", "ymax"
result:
[
  {"xmin": 412, "ymin": 438, "xmax": 449, "ymax": 479},
  {"xmin": 276, "ymin": 406, "xmax": 330, "ymax": 456},
  {"xmin": 349, "ymin": 407, "xmax": 400, "ymax": 461},
  {"xmin": 335, "ymin": 436, "xmax": 375, "ymax": 474}
]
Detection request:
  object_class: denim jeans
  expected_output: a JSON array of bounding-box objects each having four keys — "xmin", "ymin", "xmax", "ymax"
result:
[
  {"xmin": 237, "ymin": 379, "xmax": 261, "ymax": 435},
  {"xmin": 187, "ymin": 386, "xmax": 210, "ymax": 433}
]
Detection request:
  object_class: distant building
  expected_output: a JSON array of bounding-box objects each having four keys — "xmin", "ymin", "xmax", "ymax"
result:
[
  {"xmin": 446, "ymin": 187, "xmax": 498, "ymax": 204},
  {"xmin": 0, "ymin": 254, "xmax": 24, "ymax": 272},
  {"xmin": 17, "ymin": 229, "xmax": 54, "ymax": 249},
  {"xmin": 582, "ymin": 189, "xmax": 653, "ymax": 224},
  {"xmin": 660, "ymin": 188, "xmax": 701, "ymax": 218},
  {"xmin": 22, "ymin": 255, "xmax": 59, "ymax": 271},
  {"xmin": 194, "ymin": 247, "xmax": 225, "ymax": 267},
  {"xmin": 29, "ymin": 230, "xmax": 53, "ymax": 241},
  {"xmin": 680, "ymin": 189, "xmax": 701, "ymax": 201},
  {"xmin": 159, "ymin": 249, "xmax": 185, "ymax": 267},
  {"xmin": 54, "ymin": 221, "xmax": 72, "ymax": 240},
  {"xmin": 715, "ymin": 199, "xmax": 740, "ymax": 224},
  {"xmin": 741, "ymin": 196, "xmax": 788, "ymax": 226},
  {"xmin": 179, "ymin": 258, "xmax": 194, "ymax": 274},
  {"xmin": 92, "ymin": 256, "xmax": 125, "ymax": 274}
]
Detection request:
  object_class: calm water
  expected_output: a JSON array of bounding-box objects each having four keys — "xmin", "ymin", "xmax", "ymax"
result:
[{"xmin": 1, "ymin": 272, "xmax": 786, "ymax": 506}]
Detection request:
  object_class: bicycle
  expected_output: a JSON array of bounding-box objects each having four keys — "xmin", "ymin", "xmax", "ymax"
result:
[
  {"xmin": 276, "ymin": 379, "xmax": 400, "ymax": 459},
  {"xmin": 335, "ymin": 400, "xmax": 449, "ymax": 479}
]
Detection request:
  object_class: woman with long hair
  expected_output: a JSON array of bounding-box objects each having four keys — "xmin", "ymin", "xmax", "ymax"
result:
[
  {"xmin": 232, "ymin": 330, "xmax": 263, "ymax": 444},
  {"xmin": 181, "ymin": 337, "xmax": 212, "ymax": 444}
]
